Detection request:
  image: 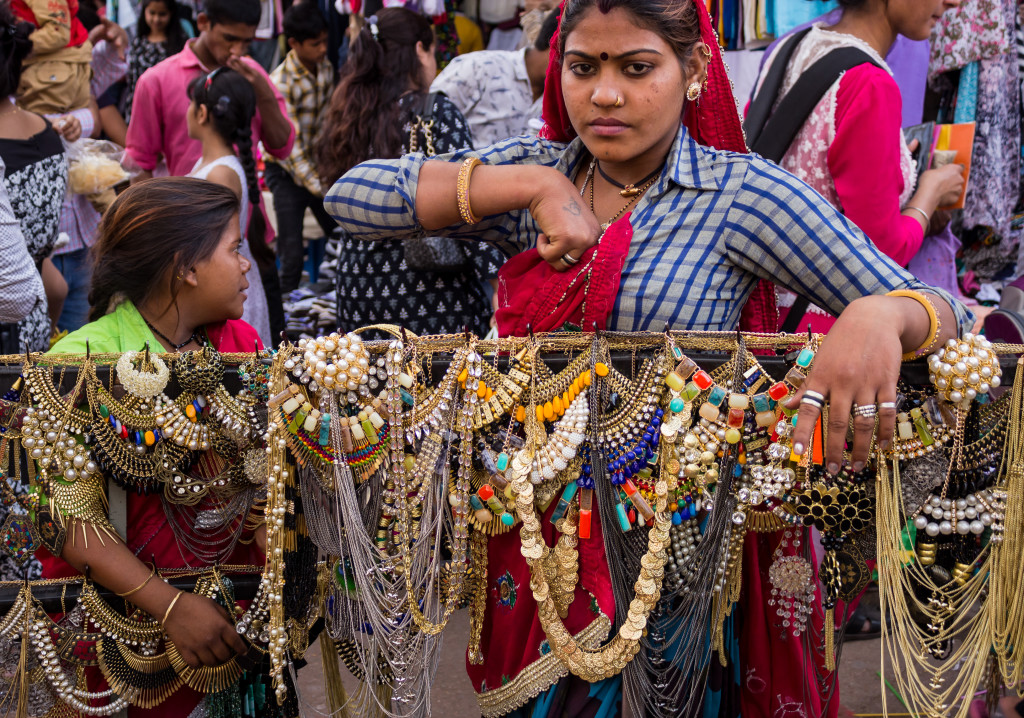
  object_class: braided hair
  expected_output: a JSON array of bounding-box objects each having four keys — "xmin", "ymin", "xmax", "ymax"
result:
[{"xmin": 187, "ymin": 68, "xmax": 270, "ymax": 262}]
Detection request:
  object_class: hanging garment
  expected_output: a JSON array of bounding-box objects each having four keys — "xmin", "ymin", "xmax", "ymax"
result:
[{"xmin": 929, "ymin": 0, "xmax": 1013, "ymax": 76}]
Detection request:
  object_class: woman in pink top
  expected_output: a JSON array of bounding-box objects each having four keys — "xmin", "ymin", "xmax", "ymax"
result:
[{"xmin": 751, "ymin": 0, "xmax": 965, "ymax": 333}]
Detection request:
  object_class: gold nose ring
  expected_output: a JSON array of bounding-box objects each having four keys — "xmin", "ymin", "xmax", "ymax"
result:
[{"xmin": 614, "ymin": 96, "xmax": 623, "ymax": 107}]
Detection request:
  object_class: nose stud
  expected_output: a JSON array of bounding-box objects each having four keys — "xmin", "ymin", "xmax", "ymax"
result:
[{"xmin": 614, "ymin": 96, "xmax": 623, "ymax": 107}]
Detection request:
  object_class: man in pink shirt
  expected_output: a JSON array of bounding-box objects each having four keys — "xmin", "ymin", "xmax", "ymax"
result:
[{"xmin": 125, "ymin": 0, "xmax": 295, "ymax": 180}]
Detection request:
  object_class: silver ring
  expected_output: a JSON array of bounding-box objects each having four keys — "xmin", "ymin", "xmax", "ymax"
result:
[
  {"xmin": 878, "ymin": 401, "xmax": 897, "ymax": 411},
  {"xmin": 852, "ymin": 404, "xmax": 878, "ymax": 418},
  {"xmin": 559, "ymin": 253, "xmax": 580, "ymax": 267}
]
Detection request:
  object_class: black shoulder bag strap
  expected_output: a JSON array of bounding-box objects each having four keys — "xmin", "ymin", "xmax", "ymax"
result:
[{"xmin": 744, "ymin": 31, "xmax": 882, "ymax": 333}]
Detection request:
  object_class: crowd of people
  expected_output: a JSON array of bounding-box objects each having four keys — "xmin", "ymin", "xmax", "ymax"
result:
[{"xmin": 0, "ymin": 0, "xmax": 1020, "ymax": 715}]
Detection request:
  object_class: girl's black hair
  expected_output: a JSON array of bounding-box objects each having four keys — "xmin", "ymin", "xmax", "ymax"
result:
[
  {"xmin": 187, "ymin": 68, "xmax": 271, "ymax": 263},
  {"xmin": 0, "ymin": 6, "xmax": 34, "ymax": 98},
  {"xmin": 88, "ymin": 178, "xmax": 239, "ymax": 322},
  {"xmin": 316, "ymin": 7, "xmax": 434, "ymax": 186},
  {"xmin": 137, "ymin": 0, "xmax": 188, "ymax": 54}
]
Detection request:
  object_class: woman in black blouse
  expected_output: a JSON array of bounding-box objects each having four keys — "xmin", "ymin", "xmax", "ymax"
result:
[{"xmin": 316, "ymin": 7, "xmax": 504, "ymax": 338}]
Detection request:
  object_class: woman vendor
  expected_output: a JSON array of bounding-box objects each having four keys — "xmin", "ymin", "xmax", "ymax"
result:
[{"xmin": 325, "ymin": 0, "xmax": 972, "ymax": 715}]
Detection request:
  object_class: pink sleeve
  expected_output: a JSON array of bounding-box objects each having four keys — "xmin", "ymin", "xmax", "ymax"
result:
[
  {"xmin": 827, "ymin": 64, "xmax": 923, "ymax": 268},
  {"xmin": 124, "ymin": 68, "xmax": 163, "ymax": 172},
  {"xmin": 245, "ymin": 56, "xmax": 295, "ymax": 160}
]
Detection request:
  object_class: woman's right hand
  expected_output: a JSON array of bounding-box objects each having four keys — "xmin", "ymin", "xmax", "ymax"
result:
[
  {"xmin": 162, "ymin": 592, "xmax": 248, "ymax": 668},
  {"xmin": 529, "ymin": 171, "xmax": 603, "ymax": 271},
  {"xmin": 919, "ymin": 163, "xmax": 965, "ymax": 208}
]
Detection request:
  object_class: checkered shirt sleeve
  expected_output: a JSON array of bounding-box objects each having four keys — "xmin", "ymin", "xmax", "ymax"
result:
[{"xmin": 325, "ymin": 130, "xmax": 974, "ymax": 334}]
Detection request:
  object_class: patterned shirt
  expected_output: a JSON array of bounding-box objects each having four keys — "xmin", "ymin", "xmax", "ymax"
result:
[
  {"xmin": 267, "ymin": 50, "xmax": 334, "ymax": 197},
  {"xmin": 325, "ymin": 127, "xmax": 974, "ymax": 334},
  {"xmin": 0, "ymin": 156, "xmax": 44, "ymax": 324},
  {"xmin": 430, "ymin": 48, "xmax": 539, "ymax": 149}
]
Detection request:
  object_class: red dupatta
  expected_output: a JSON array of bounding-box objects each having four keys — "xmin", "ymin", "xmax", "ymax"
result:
[{"xmin": 497, "ymin": 0, "xmax": 777, "ymax": 337}]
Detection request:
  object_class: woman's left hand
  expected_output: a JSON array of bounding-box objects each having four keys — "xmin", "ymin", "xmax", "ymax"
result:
[{"xmin": 786, "ymin": 295, "xmax": 903, "ymax": 474}]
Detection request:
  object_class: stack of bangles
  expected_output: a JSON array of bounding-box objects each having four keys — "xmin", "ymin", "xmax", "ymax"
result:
[{"xmin": 456, "ymin": 156, "xmax": 580, "ymax": 270}]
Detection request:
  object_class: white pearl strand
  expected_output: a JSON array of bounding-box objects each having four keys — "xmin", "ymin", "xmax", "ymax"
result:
[
  {"xmin": 912, "ymin": 491, "xmax": 999, "ymax": 537},
  {"xmin": 528, "ymin": 391, "xmax": 589, "ymax": 485},
  {"xmin": 115, "ymin": 351, "xmax": 170, "ymax": 400},
  {"xmin": 29, "ymin": 619, "xmax": 134, "ymax": 714},
  {"xmin": 21, "ymin": 407, "xmax": 99, "ymax": 481}
]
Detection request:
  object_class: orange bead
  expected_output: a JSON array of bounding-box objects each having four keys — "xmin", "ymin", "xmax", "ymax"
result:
[
  {"xmin": 543, "ymin": 402, "xmax": 555, "ymax": 421},
  {"xmin": 486, "ymin": 388, "xmax": 495, "ymax": 400},
  {"xmin": 477, "ymin": 383, "xmax": 487, "ymax": 399},
  {"xmin": 582, "ymin": 370, "xmax": 592, "ymax": 387},
  {"xmin": 563, "ymin": 391, "xmax": 571, "ymax": 408},
  {"xmin": 536, "ymin": 405, "xmax": 545, "ymax": 423},
  {"xmin": 458, "ymin": 367, "xmax": 468, "ymax": 385},
  {"xmin": 553, "ymin": 396, "xmax": 563, "ymax": 415},
  {"xmin": 595, "ymin": 362, "xmax": 610, "ymax": 377},
  {"xmin": 516, "ymin": 406, "xmax": 526, "ymax": 423}
]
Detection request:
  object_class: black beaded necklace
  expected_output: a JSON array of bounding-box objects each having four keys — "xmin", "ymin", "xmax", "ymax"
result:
[
  {"xmin": 596, "ymin": 160, "xmax": 664, "ymax": 198},
  {"xmin": 141, "ymin": 315, "xmax": 202, "ymax": 351}
]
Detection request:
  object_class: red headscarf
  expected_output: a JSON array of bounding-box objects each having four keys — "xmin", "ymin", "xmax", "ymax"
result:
[{"xmin": 495, "ymin": 0, "xmax": 777, "ymax": 336}]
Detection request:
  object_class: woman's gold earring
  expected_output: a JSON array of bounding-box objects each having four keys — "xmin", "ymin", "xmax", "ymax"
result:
[
  {"xmin": 614, "ymin": 96, "xmax": 624, "ymax": 107},
  {"xmin": 686, "ymin": 82, "xmax": 702, "ymax": 102}
]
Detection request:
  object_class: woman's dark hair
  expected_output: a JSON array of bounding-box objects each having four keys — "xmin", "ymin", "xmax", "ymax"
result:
[
  {"xmin": 558, "ymin": 0, "xmax": 701, "ymax": 63},
  {"xmin": 832, "ymin": 0, "xmax": 867, "ymax": 7},
  {"xmin": 204, "ymin": 0, "xmax": 261, "ymax": 27},
  {"xmin": 316, "ymin": 7, "xmax": 434, "ymax": 186},
  {"xmin": 88, "ymin": 178, "xmax": 239, "ymax": 321},
  {"xmin": 137, "ymin": 0, "xmax": 188, "ymax": 54},
  {"xmin": 187, "ymin": 67, "xmax": 270, "ymax": 259},
  {"xmin": 0, "ymin": 5, "xmax": 34, "ymax": 99}
]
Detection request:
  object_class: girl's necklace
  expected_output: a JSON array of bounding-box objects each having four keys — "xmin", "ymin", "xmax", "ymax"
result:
[
  {"xmin": 596, "ymin": 160, "xmax": 663, "ymax": 198},
  {"xmin": 588, "ymin": 158, "xmax": 660, "ymax": 230},
  {"xmin": 140, "ymin": 315, "xmax": 203, "ymax": 351}
]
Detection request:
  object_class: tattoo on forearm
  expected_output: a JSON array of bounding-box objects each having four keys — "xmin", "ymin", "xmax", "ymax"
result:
[{"xmin": 564, "ymin": 199, "xmax": 582, "ymax": 216}]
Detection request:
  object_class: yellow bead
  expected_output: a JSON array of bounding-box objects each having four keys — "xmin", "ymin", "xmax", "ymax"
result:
[
  {"xmin": 553, "ymin": 397, "xmax": 563, "ymax": 415},
  {"xmin": 477, "ymin": 383, "xmax": 488, "ymax": 399},
  {"xmin": 595, "ymin": 362, "xmax": 610, "ymax": 377},
  {"xmin": 664, "ymin": 371, "xmax": 684, "ymax": 392},
  {"xmin": 543, "ymin": 402, "xmax": 555, "ymax": 420},
  {"xmin": 458, "ymin": 367, "xmax": 468, "ymax": 384},
  {"xmin": 725, "ymin": 428, "xmax": 742, "ymax": 444}
]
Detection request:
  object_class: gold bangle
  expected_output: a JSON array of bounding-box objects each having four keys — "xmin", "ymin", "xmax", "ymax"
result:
[
  {"xmin": 161, "ymin": 590, "xmax": 184, "ymax": 625},
  {"xmin": 456, "ymin": 157, "xmax": 482, "ymax": 224},
  {"xmin": 886, "ymin": 289, "xmax": 941, "ymax": 361},
  {"xmin": 116, "ymin": 563, "xmax": 156, "ymax": 598},
  {"xmin": 903, "ymin": 205, "xmax": 931, "ymax": 225}
]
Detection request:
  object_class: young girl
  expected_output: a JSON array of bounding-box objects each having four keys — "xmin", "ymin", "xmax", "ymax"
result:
[
  {"xmin": 123, "ymin": 0, "xmax": 188, "ymax": 122},
  {"xmin": 44, "ymin": 178, "xmax": 261, "ymax": 716},
  {"xmin": 186, "ymin": 67, "xmax": 274, "ymax": 347}
]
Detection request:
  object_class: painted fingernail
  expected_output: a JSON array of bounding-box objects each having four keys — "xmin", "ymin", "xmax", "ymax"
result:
[
  {"xmin": 853, "ymin": 461, "xmax": 865, "ymax": 473},
  {"xmin": 792, "ymin": 443, "xmax": 804, "ymax": 456},
  {"xmin": 827, "ymin": 462, "xmax": 840, "ymax": 475}
]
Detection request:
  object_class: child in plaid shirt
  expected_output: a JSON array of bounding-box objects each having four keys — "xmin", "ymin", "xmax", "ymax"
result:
[{"xmin": 265, "ymin": 2, "xmax": 335, "ymax": 293}]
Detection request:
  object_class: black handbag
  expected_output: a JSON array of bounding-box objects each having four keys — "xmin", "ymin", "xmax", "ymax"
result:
[
  {"xmin": 745, "ymin": 28, "xmax": 880, "ymax": 333},
  {"xmin": 402, "ymin": 91, "xmax": 469, "ymax": 273}
]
